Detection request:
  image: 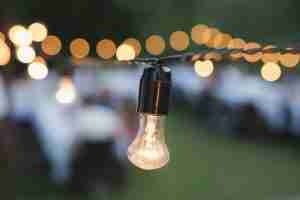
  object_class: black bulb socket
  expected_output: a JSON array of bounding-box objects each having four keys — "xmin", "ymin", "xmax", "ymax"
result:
[{"xmin": 137, "ymin": 65, "xmax": 172, "ymax": 115}]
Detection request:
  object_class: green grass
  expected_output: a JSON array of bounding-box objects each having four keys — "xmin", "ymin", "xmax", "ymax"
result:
[{"xmin": 15, "ymin": 112, "xmax": 300, "ymax": 200}]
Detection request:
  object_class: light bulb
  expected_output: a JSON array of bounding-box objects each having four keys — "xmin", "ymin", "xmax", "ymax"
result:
[
  {"xmin": 127, "ymin": 65, "xmax": 172, "ymax": 170},
  {"xmin": 128, "ymin": 114, "xmax": 169, "ymax": 170}
]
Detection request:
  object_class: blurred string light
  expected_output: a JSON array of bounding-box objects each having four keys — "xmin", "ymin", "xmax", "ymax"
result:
[
  {"xmin": 0, "ymin": 32, "xmax": 5, "ymax": 41},
  {"xmin": 212, "ymin": 33, "xmax": 232, "ymax": 49},
  {"xmin": 28, "ymin": 22, "xmax": 48, "ymax": 42},
  {"xmin": 206, "ymin": 28, "xmax": 220, "ymax": 48},
  {"xmin": 96, "ymin": 39, "xmax": 117, "ymax": 59},
  {"xmin": 116, "ymin": 43, "xmax": 136, "ymax": 61},
  {"xmin": 41, "ymin": 35, "xmax": 62, "ymax": 56},
  {"xmin": 27, "ymin": 57, "xmax": 48, "ymax": 80},
  {"xmin": 279, "ymin": 52, "xmax": 300, "ymax": 68},
  {"xmin": 16, "ymin": 46, "xmax": 36, "ymax": 63},
  {"xmin": 55, "ymin": 77, "xmax": 77, "ymax": 104},
  {"xmin": 191, "ymin": 24, "xmax": 209, "ymax": 45},
  {"xmin": 70, "ymin": 38, "xmax": 90, "ymax": 59},
  {"xmin": 262, "ymin": 45, "xmax": 280, "ymax": 63},
  {"xmin": 8, "ymin": 25, "xmax": 32, "ymax": 47},
  {"xmin": 145, "ymin": 35, "xmax": 165, "ymax": 55},
  {"xmin": 227, "ymin": 38, "xmax": 246, "ymax": 60},
  {"xmin": 260, "ymin": 62, "xmax": 282, "ymax": 82},
  {"xmin": 0, "ymin": 40, "xmax": 11, "ymax": 66},
  {"xmin": 123, "ymin": 38, "xmax": 142, "ymax": 57},
  {"xmin": 243, "ymin": 42, "xmax": 262, "ymax": 63},
  {"xmin": 169, "ymin": 31, "xmax": 190, "ymax": 51},
  {"xmin": 204, "ymin": 52, "xmax": 222, "ymax": 62},
  {"xmin": 194, "ymin": 60, "xmax": 214, "ymax": 78}
]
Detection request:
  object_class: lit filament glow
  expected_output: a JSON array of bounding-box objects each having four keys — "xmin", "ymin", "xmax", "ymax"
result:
[
  {"xmin": 116, "ymin": 44, "xmax": 136, "ymax": 61},
  {"xmin": 27, "ymin": 60, "xmax": 48, "ymax": 80},
  {"xmin": 16, "ymin": 46, "xmax": 36, "ymax": 63},
  {"xmin": 261, "ymin": 62, "xmax": 282, "ymax": 82},
  {"xmin": 56, "ymin": 78, "xmax": 77, "ymax": 104},
  {"xmin": 194, "ymin": 60, "xmax": 214, "ymax": 77},
  {"xmin": 128, "ymin": 114, "xmax": 169, "ymax": 170}
]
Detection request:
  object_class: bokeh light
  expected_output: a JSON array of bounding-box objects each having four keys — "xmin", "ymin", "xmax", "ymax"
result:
[
  {"xmin": 191, "ymin": 24, "xmax": 209, "ymax": 45},
  {"xmin": 227, "ymin": 38, "xmax": 246, "ymax": 60},
  {"xmin": 204, "ymin": 52, "xmax": 222, "ymax": 62},
  {"xmin": 96, "ymin": 39, "xmax": 117, "ymax": 59},
  {"xmin": 279, "ymin": 52, "xmax": 300, "ymax": 68},
  {"xmin": 16, "ymin": 46, "xmax": 36, "ymax": 63},
  {"xmin": 0, "ymin": 32, "xmax": 5, "ymax": 41},
  {"xmin": 0, "ymin": 40, "xmax": 11, "ymax": 66},
  {"xmin": 116, "ymin": 44, "xmax": 136, "ymax": 61},
  {"xmin": 145, "ymin": 35, "xmax": 165, "ymax": 55},
  {"xmin": 206, "ymin": 28, "xmax": 220, "ymax": 48},
  {"xmin": 194, "ymin": 60, "xmax": 214, "ymax": 78},
  {"xmin": 260, "ymin": 62, "xmax": 282, "ymax": 82},
  {"xmin": 123, "ymin": 38, "xmax": 142, "ymax": 57},
  {"xmin": 169, "ymin": 31, "xmax": 189, "ymax": 51},
  {"xmin": 56, "ymin": 77, "xmax": 77, "ymax": 104},
  {"xmin": 27, "ymin": 61, "xmax": 48, "ymax": 80},
  {"xmin": 212, "ymin": 33, "xmax": 232, "ymax": 49},
  {"xmin": 34, "ymin": 56, "xmax": 47, "ymax": 65},
  {"xmin": 9, "ymin": 25, "xmax": 32, "ymax": 46},
  {"xmin": 262, "ymin": 45, "xmax": 280, "ymax": 63},
  {"xmin": 28, "ymin": 22, "xmax": 48, "ymax": 42},
  {"xmin": 41, "ymin": 35, "xmax": 62, "ymax": 56},
  {"xmin": 70, "ymin": 38, "xmax": 90, "ymax": 59},
  {"xmin": 243, "ymin": 42, "xmax": 262, "ymax": 63}
]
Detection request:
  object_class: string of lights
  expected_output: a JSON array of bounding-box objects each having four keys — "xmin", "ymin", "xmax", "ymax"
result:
[{"xmin": 1, "ymin": 21, "xmax": 300, "ymax": 170}]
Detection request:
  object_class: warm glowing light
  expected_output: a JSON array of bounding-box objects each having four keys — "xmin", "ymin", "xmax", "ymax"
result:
[
  {"xmin": 16, "ymin": 46, "xmax": 36, "ymax": 63},
  {"xmin": 243, "ymin": 42, "xmax": 262, "ymax": 63},
  {"xmin": 279, "ymin": 53, "xmax": 300, "ymax": 68},
  {"xmin": 41, "ymin": 35, "xmax": 62, "ymax": 56},
  {"xmin": 228, "ymin": 38, "xmax": 246, "ymax": 60},
  {"xmin": 145, "ymin": 35, "xmax": 166, "ymax": 55},
  {"xmin": 206, "ymin": 28, "xmax": 220, "ymax": 48},
  {"xmin": 116, "ymin": 44, "xmax": 136, "ymax": 61},
  {"xmin": 212, "ymin": 33, "xmax": 232, "ymax": 49},
  {"xmin": 204, "ymin": 52, "xmax": 222, "ymax": 62},
  {"xmin": 70, "ymin": 38, "xmax": 90, "ymax": 59},
  {"xmin": 123, "ymin": 38, "xmax": 142, "ymax": 57},
  {"xmin": 27, "ymin": 61, "xmax": 48, "ymax": 80},
  {"xmin": 262, "ymin": 45, "xmax": 280, "ymax": 63},
  {"xmin": 9, "ymin": 25, "xmax": 32, "ymax": 46},
  {"xmin": 191, "ymin": 24, "xmax": 209, "ymax": 45},
  {"xmin": 128, "ymin": 114, "xmax": 169, "ymax": 170},
  {"xmin": 28, "ymin": 22, "xmax": 48, "ymax": 42},
  {"xmin": 194, "ymin": 60, "xmax": 214, "ymax": 78},
  {"xmin": 96, "ymin": 39, "xmax": 117, "ymax": 59},
  {"xmin": 33, "ymin": 56, "xmax": 46, "ymax": 65},
  {"xmin": 261, "ymin": 62, "xmax": 282, "ymax": 82},
  {"xmin": 0, "ymin": 32, "xmax": 5, "ymax": 41},
  {"xmin": 169, "ymin": 31, "xmax": 189, "ymax": 51},
  {"xmin": 198, "ymin": 27, "xmax": 218, "ymax": 46},
  {"xmin": 0, "ymin": 40, "xmax": 11, "ymax": 66},
  {"xmin": 56, "ymin": 77, "xmax": 77, "ymax": 104}
]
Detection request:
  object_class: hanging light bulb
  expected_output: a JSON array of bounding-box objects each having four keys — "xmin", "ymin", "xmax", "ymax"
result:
[{"xmin": 128, "ymin": 65, "xmax": 172, "ymax": 170}]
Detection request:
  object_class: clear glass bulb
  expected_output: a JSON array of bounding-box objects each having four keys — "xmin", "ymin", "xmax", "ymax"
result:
[{"xmin": 127, "ymin": 114, "xmax": 169, "ymax": 170}]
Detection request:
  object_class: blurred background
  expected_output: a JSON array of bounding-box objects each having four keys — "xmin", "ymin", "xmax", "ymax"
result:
[{"xmin": 1, "ymin": 0, "xmax": 300, "ymax": 200}]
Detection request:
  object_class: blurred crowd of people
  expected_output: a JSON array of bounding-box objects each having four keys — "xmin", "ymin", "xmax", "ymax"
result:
[{"xmin": 1, "ymin": 60, "xmax": 300, "ymax": 194}]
